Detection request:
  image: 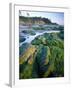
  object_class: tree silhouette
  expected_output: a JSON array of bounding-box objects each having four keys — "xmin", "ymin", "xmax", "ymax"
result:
[
  {"xmin": 19, "ymin": 10, "xmax": 22, "ymax": 16},
  {"xmin": 27, "ymin": 12, "xmax": 30, "ymax": 17},
  {"xmin": 26, "ymin": 12, "xmax": 31, "ymax": 29}
]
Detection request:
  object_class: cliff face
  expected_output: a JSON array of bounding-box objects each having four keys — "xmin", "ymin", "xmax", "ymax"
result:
[{"xmin": 19, "ymin": 16, "xmax": 53, "ymax": 25}]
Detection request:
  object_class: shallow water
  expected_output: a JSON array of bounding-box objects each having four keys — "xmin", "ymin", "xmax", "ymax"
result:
[{"xmin": 19, "ymin": 30, "xmax": 60, "ymax": 47}]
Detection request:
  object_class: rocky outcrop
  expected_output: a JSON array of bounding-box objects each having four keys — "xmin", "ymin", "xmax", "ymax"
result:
[{"xmin": 19, "ymin": 33, "xmax": 64, "ymax": 79}]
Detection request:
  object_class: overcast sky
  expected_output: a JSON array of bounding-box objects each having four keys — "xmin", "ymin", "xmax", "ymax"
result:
[{"xmin": 19, "ymin": 11, "xmax": 64, "ymax": 25}]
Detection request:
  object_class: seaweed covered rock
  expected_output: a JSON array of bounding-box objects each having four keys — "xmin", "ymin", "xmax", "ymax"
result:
[{"xmin": 19, "ymin": 33, "xmax": 64, "ymax": 79}]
